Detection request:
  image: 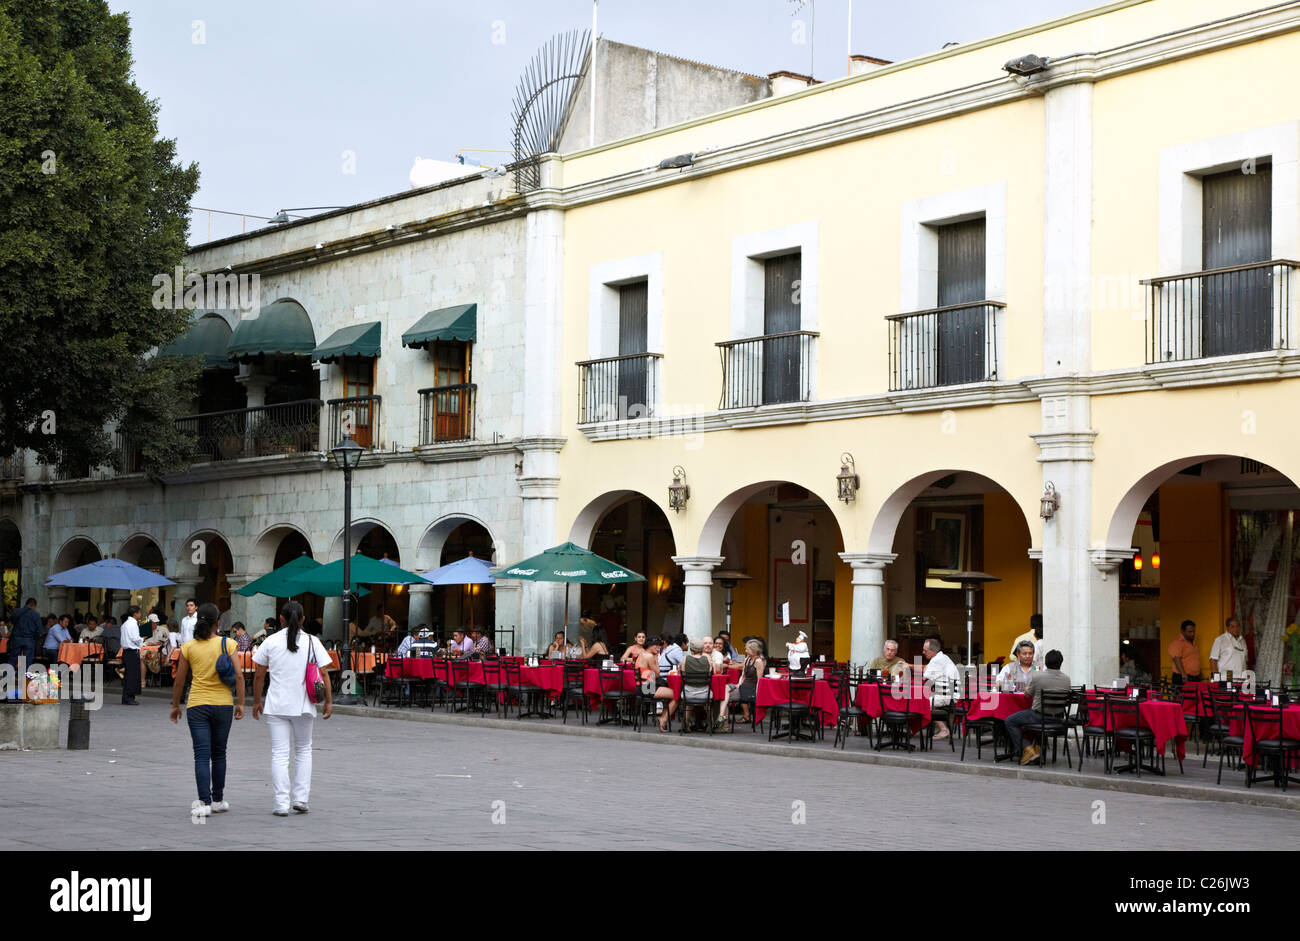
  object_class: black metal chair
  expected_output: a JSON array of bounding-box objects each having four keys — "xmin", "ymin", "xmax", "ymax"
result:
[
  {"xmin": 1109, "ymin": 696, "xmax": 1161, "ymax": 777},
  {"xmin": 597, "ymin": 664, "xmax": 637, "ymax": 726},
  {"xmin": 480, "ymin": 659, "xmax": 505, "ymax": 715},
  {"xmin": 677, "ymin": 666, "xmax": 715, "ymax": 734},
  {"xmin": 959, "ymin": 680, "xmax": 1005, "ymax": 762},
  {"xmin": 1179, "ymin": 683, "xmax": 1203, "ymax": 757},
  {"xmin": 500, "ymin": 660, "xmax": 533, "ymax": 718},
  {"xmin": 726, "ymin": 680, "xmax": 760, "ymax": 735},
  {"xmin": 769, "ymin": 676, "xmax": 817, "ymax": 742},
  {"xmin": 378, "ymin": 657, "xmax": 411, "ymax": 708},
  {"xmin": 874, "ymin": 681, "xmax": 918, "ymax": 752},
  {"xmin": 559, "ymin": 661, "xmax": 589, "ymax": 725},
  {"xmin": 828, "ymin": 672, "xmax": 864, "ymax": 749},
  {"xmin": 1243, "ymin": 704, "xmax": 1300, "ymax": 791},
  {"xmin": 1078, "ymin": 694, "xmax": 1114, "ymax": 774},
  {"xmin": 922, "ymin": 678, "xmax": 958, "ymax": 752},
  {"xmin": 1206, "ymin": 692, "xmax": 1245, "ymax": 785},
  {"xmin": 1022, "ymin": 689, "xmax": 1073, "ymax": 768},
  {"xmin": 449, "ymin": 659, "xmax": 486, "ymax": 714}
]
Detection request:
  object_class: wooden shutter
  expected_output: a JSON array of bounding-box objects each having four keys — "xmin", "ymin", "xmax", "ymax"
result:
[
  {"xmin": 763, "ymin": 253, "xmax": 802, "ymax": 403},
  {"xmin": 1202, "ymin": 166, "xmax": 1272, "ymax": 356},
  {"xmin": 936, "ymin": 218, "xmax": 987, "ymax": 385},
  {"xmin": 617, "ymin": 281, "xmax": 649, "ymax": 415}
]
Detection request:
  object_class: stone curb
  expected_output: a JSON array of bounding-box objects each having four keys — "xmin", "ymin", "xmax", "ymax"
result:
[{"xmin": 136, "ymin": 688, "xmax": 1300, "ymax": 811}]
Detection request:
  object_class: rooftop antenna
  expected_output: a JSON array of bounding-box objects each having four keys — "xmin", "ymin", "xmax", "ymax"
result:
[
  {"xmin": 510, "ymin": 28, "xmax": 591, "ymax": 193},
  {"xmin": 787, "ymin": 0, "xmax": 814, "ymax": 80}
]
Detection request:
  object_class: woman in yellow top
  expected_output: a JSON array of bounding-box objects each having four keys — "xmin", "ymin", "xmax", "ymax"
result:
[{"xmin": 170, "ymin": 603, "xmax": 244, "ymax": 818}]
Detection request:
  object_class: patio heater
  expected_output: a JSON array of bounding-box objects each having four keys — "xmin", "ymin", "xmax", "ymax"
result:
[
  {"xmin": 331, "ymin": 435, "xmax": 364, "ymax": 705},
  {"xmin": 711, "ymin": 570, "xmax": 752, "ymax": 636},
  {"xmin": 938, "ymin": 571, "xmax": 1000, "ymax": 668}
]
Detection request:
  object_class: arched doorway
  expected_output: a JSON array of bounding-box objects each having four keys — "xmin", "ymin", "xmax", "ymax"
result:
[
  {"xmin": 574, "ymin": 494, "xmax": 677, "ymax": 649},
  {"xmin": 869, "ymin": 471, "xmax": 1034, "ymax": 668},
  {"xmin": 54, "ymin": 537, "xmax": 104, "ymax": 619},
  {"xmin": 698, "ymin": 481, "xmax": 846, "ymax": 662},
  {"xmin": 435, "ymin": 520, "xmax": 494, "ymax": 636},
  {"xmin": 271, "ymin": 529, "xmax": 320, "ymax": 626},
  {"xmin": 1106, "ymin": 455, "xmax": 1300, "ymax": 686},
  {"xmin": 118, "ymin": 534, "xmax": 167, "ymax": 620},
  {"xmin": 330, "ymin": 522, "xmax": 407, "ymax": 632},
  {"xmin": 0, "ymin": 519, "xmax": 20, "ymax": 618},
  {"xmin": 177, "ymin": 530, "xmax": 235, "ymax": 622}
]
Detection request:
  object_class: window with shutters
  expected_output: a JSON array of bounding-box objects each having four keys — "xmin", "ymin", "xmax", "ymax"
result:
[
  {"xmin": 418, "ymin": 341, "xmax": 474, "ymax": 443},
  {"xmin": 762, "ymin": 252, "xmax": 802, "ymax": 404},
  {"xmin": 617, "ymin": 280, "xmax": 649, "ymax": 416},
  {"xmin": 1201, "ymin": 164, "xmax": 1272, "ymax": 356}
]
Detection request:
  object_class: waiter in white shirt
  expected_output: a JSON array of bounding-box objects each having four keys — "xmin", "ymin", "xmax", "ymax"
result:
[
  {"xmin": 178, "ymin": 599, "xmax": 198, "ymax": 646},
  {"xmin": 1209, "ymin": 617, "xmax": 1248, "ymax": 677},
  {"xmin": 120, "ymin": 604, "xmax": 143, "ymax": 705}
]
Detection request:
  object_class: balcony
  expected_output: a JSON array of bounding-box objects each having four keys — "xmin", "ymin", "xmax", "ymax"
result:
[
  {"xmin": 113, "ymin": 431, "xmax": 142, "ymax": 475},
  {"xmin": 1141, "ymin": 260, "xmax": 1300, "ymax": 364},
  {"xmin": 887, "ymin": 301, "xmax": 1002, "ymax": 392},
  {"xmin": 327, "ymin": 395, "xmax": 382, "ymax": 449},
  {"xmin": 175, "ymin": 399, "xmax": 323, "ymax": 464},
  {"xmin": 716, "ymin": 331, "xmax": 818, "ymax": 409},
  {"xmin": 576, "ymin": 352, "xmax": 662, "ymax": 423},
  {"xmin": 418, "ymin": 383, "xmax": 476, "ymax": 444}
]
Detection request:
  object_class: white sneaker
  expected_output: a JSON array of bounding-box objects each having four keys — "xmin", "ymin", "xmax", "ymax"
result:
[
  {"xmin": 211, "ymin": 800, "xmax": 229, "ymax": 813},
  {"xmin": 190, "ymin": 800, "xmax": 211, "ymax": 817}
]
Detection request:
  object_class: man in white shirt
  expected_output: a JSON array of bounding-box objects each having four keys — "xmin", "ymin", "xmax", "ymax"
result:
[
  {"xmin": 1210, "ymin": 617, "xmax": 1248, "ymax": 677},
  {"xmin": 658, "ymin": 635, "xmax": 686, "ymax": 675},
  {"xmin": 922, "ymin": 637, "xmax": 960, "ymax": 739},
  {"xmin": 997, "ymin": 641, "xmax": 1037, "ymax": 692},
  {"xmin": 120, "ymin": 605, "xmax": 144, "ymax": 705},
  {"xmin": 178, "ymin": 599, "xmax": 198, "ymax": 646}
]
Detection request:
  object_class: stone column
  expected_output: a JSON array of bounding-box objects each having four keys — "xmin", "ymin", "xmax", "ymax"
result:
[
  {"xmin": 672, "ymin": 556, "xmax": 724, "ymax": 641},
  {"xmin": 838, "ymin": 552, "xmax": 897, "ymax": 666},
  {"xmin": 1087, "ymin": 548, "xmax": 1134, "ymax": 688},
  {"xmin": 47, "ymin": 587, "xmax": 70, "ymax": 618},
  {"xmin": 323, "ymin": 596, "xmax": 345, "ymax": 644},
  {"xmin": 169, "ymin": 576, "xmax": 202, "ymax": 621},
  {"xmin": 492, "ymin": 580, "xmax": 523, "ymax": 654},
  {"xmin": 226, "ymin": 574, "xmax": 272, "ymax": 639},
  {"xmin": 407, "ymin": 583, "xmax": 433, "ymax": 632}
]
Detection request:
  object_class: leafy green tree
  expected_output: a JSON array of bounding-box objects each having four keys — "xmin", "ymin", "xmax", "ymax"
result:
[{"xmin": 0, "ymin": 0, "xmax": 200, "ymax": 477}]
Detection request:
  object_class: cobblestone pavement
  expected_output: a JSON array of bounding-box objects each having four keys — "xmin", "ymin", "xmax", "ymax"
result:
[{"xmin": 2, "ymin": 698, "xmax": 1298, "ymax": 851}]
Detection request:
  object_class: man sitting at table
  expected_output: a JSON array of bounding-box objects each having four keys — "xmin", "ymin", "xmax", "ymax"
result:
[
  {"xmin": 1004, "ymin": 649, "xmax": 1072, "ymax": 765},
  {"xmin": 410, "ymin": 627, "xmax": 439, "ymax": 657},
  {"xmin": 395, "ymin": 625, "xmax": 417, "ymax": 658},
  {"xmin": 42, "ymin": 614, "xmax": 73, "ymax": 658},
  {"xmin": 659, "ymin": 634, "xmax": 686, "ymax": 676},
  {"xmin": 922, "ymin": 638, "xmax": 960, "ymax": 739},
  {"xmin": 449, "ymin": 628, "xmax": 475, "ymax": 658},
  {"xmin": 232, "ymin": 622, "xmax": 253, "ymax": 652},
  {"xmin": 997, "ymin": 641, "xmax": 1036, "ymax": 692},
  {"xmin": 79, "ymin": 614, "xmax": 103, "ymax": 645},
  {"xmin": 868, "ymin": 639, "xmax": 908, "ymax": 679},
  {"xmin": 470, "ymin": 626, "xmax": 494, "ymax": 658},
  {"xmin": 1118, "ymin": 647, "xmax": 1150, "ymax": 686},
  {"xmin": 1008, "ymin": 614, "xmax": 1044, "ymax": 669}
]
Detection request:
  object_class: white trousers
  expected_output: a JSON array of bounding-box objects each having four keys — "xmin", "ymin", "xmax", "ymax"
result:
[{"xmin": 266, "ymin": 714, "xmax": 314, "ymax": 811}]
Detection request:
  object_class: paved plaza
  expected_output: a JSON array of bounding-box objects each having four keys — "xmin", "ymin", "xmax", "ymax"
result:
[{"xmin": 2, "ymin": 697, "xmax": 1298, "ymax": 851}]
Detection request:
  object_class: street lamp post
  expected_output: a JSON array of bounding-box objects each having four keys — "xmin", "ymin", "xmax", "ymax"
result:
[{"xmin": 331, "ymin": 435, "xmax": 364, "ymax": 705}]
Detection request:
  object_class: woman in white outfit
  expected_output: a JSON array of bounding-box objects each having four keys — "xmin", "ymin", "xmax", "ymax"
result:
[{"xmin": 252, "ymin": 600, "xmax": 332, "ymax": 816}]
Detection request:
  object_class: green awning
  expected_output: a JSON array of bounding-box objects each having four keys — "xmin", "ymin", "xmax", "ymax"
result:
[
  {"xmin": 227, "ymin": 299, "xmax": 317, "ymax": 361},
  {"xmin": 157, "ymin": 315, "xmax": 236, "ymax": 370},
  {"xmin": 312, "ymin": 321, "xmax": 381, "ymax": 363},
  {"xmin": 401, "ymin": 303, "xmax": 476, "ymax": 348}
]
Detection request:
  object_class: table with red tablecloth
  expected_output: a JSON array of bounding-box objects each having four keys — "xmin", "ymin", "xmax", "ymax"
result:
[
  {"xmin": 1085, "ymin": 695, "xmax": 1188, "ymax": 761},
  {"xmin": 857, "ymin": 683, "xmax": 935, "ymax": 733},
  {"xmin": 1237, "ymin": 704, "xmax": 1300, "ymax": 768},
  {"xmin": 960, "ymin": 689, "xmax": 1034, "ymax": 723},
  {"xmin": 56, "ymin": 642, "xmax": 104, "ymax": 668},
  {"xmin": 755, "ymin": 677, "xmax": 837, "ymax": 727},
  {"xmin": 666, "ymin": 673, "xmax": 729, "ymax": 702},
  {"xmin": 584, "ymin": 666, "xmax": 638, "ymax": 707},
  {"xmin": 385, "ymin": 658, "xmax": 564, "ymax": 702}
]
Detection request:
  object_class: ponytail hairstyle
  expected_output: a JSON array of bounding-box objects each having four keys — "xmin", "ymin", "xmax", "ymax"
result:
[
  {"xmin": 281, "ymin": 600, "xmax": 304, "ymax": 653},
  {"xmin": 194, "ymin": 603, "xmax": 220, "ymax": 641}
]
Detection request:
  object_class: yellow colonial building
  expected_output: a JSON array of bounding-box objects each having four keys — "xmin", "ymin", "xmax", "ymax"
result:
[{"xmin": 540, "ymin": 0, "xmax": 1300, "ymax": 686}]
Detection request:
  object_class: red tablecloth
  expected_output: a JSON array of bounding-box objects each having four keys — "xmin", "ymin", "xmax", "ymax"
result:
[
  {"xmin": 755, "ymin": 677, "xmax": 837, "ymax": 727},
  {"xmin": 56, "ymin": 642, "xmax": 104, "ymax": 668},
  {"xmin": 584, "ymin": 666, "xmax": 638, "ymax": 706},
  {"xmin": 1086, "ymin": 696, "xmax": 1188, "ymax": 760},
  {"xmin": 666, "ymin": 673, "xmax": 729, "ymax": 702},
  {"xmin": 961, "ymin": 690, "xmax": 1033, "ymax": 722},
  {"xmin": 386, "ymin": 659, "xmax": 564, "ymax": 695},
  {"xmin": 857, "ymin": 683, "xmax": 935, "ymax": 733},
  {"xmin": 1239, "ymin": 704, "xmax": 1300, "ymax": 768}
]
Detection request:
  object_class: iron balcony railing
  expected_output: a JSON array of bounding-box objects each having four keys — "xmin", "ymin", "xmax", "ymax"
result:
[
  {"xmin": 176, "ymin": 399, "xmax": 323, "ymax": 463},
  {"xmin": 113, "ymin": 431, "xmax": 142, "ymax": 474},
  {"xmin": 715, "ymin": 331, "xmax": 818, "ymax": 409},
  {"xmin": 886, "ymin": 300, "xmax": 1003, "ymax": 392},
  {"xmin": 327, "ymin": 395, "xmax": 382, "ymax": 449},
  {"xmin": 576, "ymin": 352, "xmax": 663, "ymax": 423},
  {"xmin": 1141, "ymin": 260, "xmax": 1300, "ymax": 364},
  {"xmin": 418, "ymin": 383, "xmax": 476, "ymax": 444}
]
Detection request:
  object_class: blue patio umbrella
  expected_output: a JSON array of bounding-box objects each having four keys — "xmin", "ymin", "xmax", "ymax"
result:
[
  {"xmin": 420, "ymin": 555, "xmax": 495, "ymax": 632},
  {"xmin": 45, "ymin": 557, "xmax": 176, "ymax": 590}
]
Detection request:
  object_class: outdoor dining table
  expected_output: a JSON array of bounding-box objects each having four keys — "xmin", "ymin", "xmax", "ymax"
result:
[
  {"xmin": 1085, "ymin": 692, "xmax": 1188, "ymax": 768},
  {"xmin": 857, "ymin": 682, "xmax": 936, "ymax": 733},
  {"xmin": 387, "ymin": 658, "xmax": 563, "ymax": 711},
  {"xmin": 1235, "ymin": 703, "xmax": 1300, "ymax": 768},
  {"xmin": 583, "ymin": 665, "xmax": 638, "ymax": 707},
  {"xmin": 754, "ymin": 676, "xmax": 838, "ymax": 728},
  {"xmin": 960, "ymin": 688, "xmax": 1033, "ymax": 722},
  {"xmin": 56, "ymin": 642, "xmax": 104, "ymax": 668},
  {"xmin": 665, "ymin": 672, "xmax": 729, "ymax": 702},
  {"xmin": 327, "ymin": 651, "xmax": 377, "ymax": 673}
]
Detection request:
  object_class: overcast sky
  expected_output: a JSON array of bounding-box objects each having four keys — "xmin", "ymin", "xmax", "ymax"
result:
[{"xmin": 105, "ymin": 0, "xmax": 1102, "ymax": 242}]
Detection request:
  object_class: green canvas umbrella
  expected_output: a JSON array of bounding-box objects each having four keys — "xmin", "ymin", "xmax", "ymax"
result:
[
  {"xmin": 495, "ymin": 542, "xmax": 645, "ymax": 636},
  {"xmin": 234, "ymin": 554, "xmax": 371, "ymax": 599},
  {"xmin": 281, "ymin": 553, "xmax": 427, "ymax": 595}
]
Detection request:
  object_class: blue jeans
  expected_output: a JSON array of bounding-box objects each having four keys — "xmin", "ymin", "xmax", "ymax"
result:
[
  {"xmin": 186, "ymin": 705, "xmax": 234, "ymax": 804},
  {"xmin": 1003, "ymin": 708, "xmax": 1043, "ymax": 753},
  {"xmin": 8, "ymin": 641, "xmax": 35, "ymax": 668}
]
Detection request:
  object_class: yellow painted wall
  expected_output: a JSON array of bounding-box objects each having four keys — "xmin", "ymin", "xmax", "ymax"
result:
[
  {"xmin": 835, "ymin": 557, "xmax": 852, "ymax": 662},
  {"xmin": 982, "ymin": 490, "xmax": 1036, "ymax": 664},
  {"xmin": 727, "ymin": 503, "xmax": 769, "ymax": 646},
  {"xmin": 1157, "ymin": 481, "xmax": 1224, "ymax": 675}
]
